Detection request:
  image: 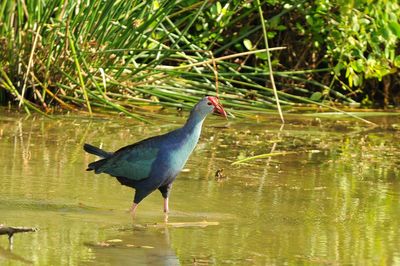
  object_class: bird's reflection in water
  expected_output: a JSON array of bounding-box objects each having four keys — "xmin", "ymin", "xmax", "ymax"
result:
[
  {"xmin": 86, "ymin": 225, "xmax": 178, "ymax": 265},
  {"xmin": 0, "ymin": 245, "xmax": 33, "ymax": 264}
]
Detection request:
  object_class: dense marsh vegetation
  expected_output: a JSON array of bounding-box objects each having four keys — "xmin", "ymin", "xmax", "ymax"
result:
[{"xmin": 0, "ymin": 0, "xmax": 399, "ymax": 120}]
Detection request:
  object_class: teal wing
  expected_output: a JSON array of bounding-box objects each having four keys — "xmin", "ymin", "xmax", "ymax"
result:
[{"xmin": 96, "ymin": 144, "xmax": 159, "ymax": 181}]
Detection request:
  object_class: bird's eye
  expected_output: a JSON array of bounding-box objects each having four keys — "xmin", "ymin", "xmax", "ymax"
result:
[{"xmin": 207, "ymin": 102, "xmax": 212, "ymax": 105}]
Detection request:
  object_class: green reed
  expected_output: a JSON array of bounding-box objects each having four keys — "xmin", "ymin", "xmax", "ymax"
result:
[{"xmin": 0, "ymin": 0, "xmax": 372, "ymax": 124}]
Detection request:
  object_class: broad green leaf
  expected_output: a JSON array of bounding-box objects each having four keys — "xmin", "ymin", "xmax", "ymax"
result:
[
  {"xmin": 267, "ymin": 31, "xmax": 276, "ymax": 39},
  {"xmin": 350, "ymin": 59, "xmax": 365, "ymax": 73},
  {"xmin": 276, "ymin": 25, "xmax": 287, "ymax": 31},
  {"xmin": 333, "ymin": 62, "xmax": 345, "ymax": 76},
  {"xmin": 216, "ymin": 2, "xmax": 222, "ymax": 14},
  {"xmin": 394, "ymin": 55, "xmax": 400, "ymax": 68},
  {"xmin": 152, "ymin": 0, "xmax": 159, "ymax": 10},
  {"xmin": 352, "ymin": 73, "xmax": 361, "ymax": 86},
  {"xmin": 310, "ymin": 92, "xmax": 322, "ymax": 101},
  {"xmin": 243, "ymin": 39, "xmax": 253, "ymax": 50},
  {"xmin": 255, "ymin": 52, "xmax": 268, "ymax": 60},
  {"xmin": 388, "ymin": 21, "xmax": 400, "ymax": 37}
]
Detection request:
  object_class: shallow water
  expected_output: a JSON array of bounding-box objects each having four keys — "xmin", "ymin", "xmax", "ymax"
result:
[{"xmin": 0, "ymin": 111, "xmax": 399, "ymax": 265}]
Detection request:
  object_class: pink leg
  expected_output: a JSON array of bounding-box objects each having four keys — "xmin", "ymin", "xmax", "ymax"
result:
[
  {"xmin": 164, "ymin": 198, "xmax": 169, "ymax": 223},
  {"xmin": 163, "ymin": 198, "xmax": 169, "ymax": 213},
  {"xmin": 129, "ymin": 203, "xmax": 138, "ymax": 218}
]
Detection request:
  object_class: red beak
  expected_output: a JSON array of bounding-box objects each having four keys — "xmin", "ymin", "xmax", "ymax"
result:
[{"xmin": 207, "ymin": 96, "xmax": 228, "ymax": 118}]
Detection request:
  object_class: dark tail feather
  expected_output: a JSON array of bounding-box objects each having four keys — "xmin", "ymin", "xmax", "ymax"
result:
[
  {"xmin": 83, "ymin": 143, "xmax": 112, "ymax": 158},
  {"xmin": 86, "ymin": 159, "xmax": 108, "ymax": 173}
]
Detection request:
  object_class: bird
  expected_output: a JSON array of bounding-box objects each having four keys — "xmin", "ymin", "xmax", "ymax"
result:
[{"xmin": 83, "ymin": 96, "xmax": 227, "ymax": 218}]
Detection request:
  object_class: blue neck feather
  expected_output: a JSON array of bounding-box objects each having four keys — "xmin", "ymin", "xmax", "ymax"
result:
[{"xmin": 183, "ymin": 109, "xmax": 208, "ymax": 134}]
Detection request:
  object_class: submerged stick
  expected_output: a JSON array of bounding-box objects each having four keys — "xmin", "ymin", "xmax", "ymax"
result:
[
  {"xmin": 231, "ymin": 150, "xmax": 321, "ymax": 165},
  {"xmin": 145, "ymin": 221, "xmax": 219, "ymax": 228},
  {"xmin": 0, "ymin": 226, "xmax": 38, "ymax": 246}
]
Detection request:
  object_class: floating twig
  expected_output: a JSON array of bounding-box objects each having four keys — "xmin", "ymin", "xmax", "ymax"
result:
[
  {"xmin": 232, "ymin": 150, "xmax": 321, "ymax": 165},
  {"xmin": 0, "ymin": 225, "xmax": 38, "ymax": 247},
  {"xmin": 145, "ymin": 221, "xmax": 219, "ymax": 228}
]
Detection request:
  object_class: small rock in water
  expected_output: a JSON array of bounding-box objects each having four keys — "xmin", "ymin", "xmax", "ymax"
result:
[{"xmin": 215, "ymin": 168, "xmax": 227, "ymax": 181}]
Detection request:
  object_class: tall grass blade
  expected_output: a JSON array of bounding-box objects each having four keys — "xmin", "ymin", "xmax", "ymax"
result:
[{"xmin": 256, "ymin": 0, "xmax": 284, "ymax": 124}]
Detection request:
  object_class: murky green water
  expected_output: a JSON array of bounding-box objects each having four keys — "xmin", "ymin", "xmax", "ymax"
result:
[{"xmin": 0, "ymin": 110, "xmax": 399, "ymax": 265}]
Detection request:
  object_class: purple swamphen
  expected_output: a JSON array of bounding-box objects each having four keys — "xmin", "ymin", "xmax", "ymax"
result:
[{"xmin": 84, "ymin": 96, "xmax": 227, "ymax": 217}]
